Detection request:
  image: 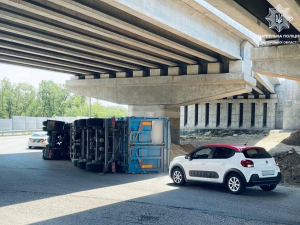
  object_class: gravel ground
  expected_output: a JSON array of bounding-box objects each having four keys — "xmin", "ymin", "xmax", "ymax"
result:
[{"xmin": 0, "ymin": 136, "xmax": 300, "ymax": 225}]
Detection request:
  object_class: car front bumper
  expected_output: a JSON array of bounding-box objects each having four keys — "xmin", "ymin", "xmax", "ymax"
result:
[{"xmin": 247, "ymin": 172, "xmax": 282, "ymax": 187}]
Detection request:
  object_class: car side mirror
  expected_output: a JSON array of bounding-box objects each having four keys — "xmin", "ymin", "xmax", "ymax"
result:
[{"xmin": 186, "ymin": 154, "xmax": 192, "ymax": 161}]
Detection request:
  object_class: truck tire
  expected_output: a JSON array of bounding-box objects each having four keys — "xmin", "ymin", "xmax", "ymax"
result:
[
  {"xmin": 77, "ymin": 160, "xmax": 87, "ymax": 169},
  {"xmin": 73, "ymin": 159, "xmax": 79, "ymax": 167},
  {"xmin": 78, "ymin": 119, "xmax": 87, "ymax": 128},
  {"xmin": 42, "ymin": 127, "xmax": 48, "ymax": 131},
  {"xmin": 86, "ymin": 118, "xmax": 104, "ymax": 128},
  {"xmin": 86, "ymin": 162, "xmax": 104, "ymax": 172},
  {"xmin": 73, "ymin": 120, "xmax": 79, "ymax": 127},
  {"xmin": 42, "ymin": 121, "xmax": 48, "ymax": 126}
]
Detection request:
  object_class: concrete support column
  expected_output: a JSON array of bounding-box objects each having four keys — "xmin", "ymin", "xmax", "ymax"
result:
[
  {"xmin": 268, "ymin": 103, "xmax": 276, "ymax": 129},
  {"xmin": 208, "ymin": 103, "xmax": 217, "ymax": 128},
  {"xmin": 220, "ymin": 102, "xmax": 228, "ymax": 129},
  {"xmin": 128, "ymin": 105, "xmax": 180, "ymax": 144},
  {"xmin": 199, "ymin": 103, "xmax": 206, "ymax": 128},
  {"xmin": 255, "ymin": 103, "xmax": 263, "ymax": 129},
  {"xmin": 243, "ymin": 103, "xmax": 251, "ymax": 129},
  {"xmin": 231, "ymin": 103, "xmax": 239, "ymax": 129}
]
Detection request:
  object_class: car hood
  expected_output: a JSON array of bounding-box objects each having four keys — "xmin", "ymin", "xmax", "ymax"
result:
[{"xmin": 172, "ymin": 155, "xmax": 185, "ymax": 161}]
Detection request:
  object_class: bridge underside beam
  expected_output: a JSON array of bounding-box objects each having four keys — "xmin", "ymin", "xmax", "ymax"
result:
[
  {"xmin": 0, "ymin": 55, "xmax": 90, "ymax": 75},
  {"xmin": 204, "ymin": 0, "xmax": 275, "ymax": 36},
  {"xmin": 100, "ymin": 0, "xmax": 243, "ymax": 59},
  {"xmin": 66, "ymin": 73, "xmax": 255, "ymax": 106},
  {"xmin": 251, "ymin": 45, "xmax": 300, "ymax": 82}
]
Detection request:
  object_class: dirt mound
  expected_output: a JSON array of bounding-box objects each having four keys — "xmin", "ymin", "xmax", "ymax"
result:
[
  {"xmin": 169, "ymin": 144, "xmax": 196, "ymax": 161},
  {"xmin": 273, "ymin": 149, "xmax": 300, "ymax": 187},
  {"xmin": 281, "ymin": 130, "xmax": 300, "ymax": 146}
]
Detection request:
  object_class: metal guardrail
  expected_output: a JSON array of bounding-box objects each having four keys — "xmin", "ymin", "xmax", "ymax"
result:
[{"xmin": 0, "ymin": 129, "xmax": 43, "ymax": 136}]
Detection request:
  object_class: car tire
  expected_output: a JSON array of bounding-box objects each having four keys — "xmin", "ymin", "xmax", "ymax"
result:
[
  {"xmin": 260, "ymin": 184, "xmax": 277, "ymax": 191},
  {"xmin": 28, "ymin": 146, "xmax": 32, "ymax": 149},
  {"xmin": 172, "ymin": 168, "xmax": 186, "ymax": 186},
  {"xmin": 226, "ymin": 173, "xmax": 246, "ymax": 195}
]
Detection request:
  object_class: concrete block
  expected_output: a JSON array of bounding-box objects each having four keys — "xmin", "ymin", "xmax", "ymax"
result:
[
  {"xmin": 259, "ymin": 95, "xmax": 266, "ymax": 99},
  {"xmin": 237, "ymin": 96, "xmax": 244, "ymax": 99},
  {"xmin": 229, "ymin": 60, "xmax": 242, "ymax": 73},
  {"xmin": 150, "ymin": 69, "xmax": 163, "ymax": 76},
  {"xmin": 85, "ymin": 75, "xmax": 96, "ymax": 79},
  {"xmin": 168, "ymin": 67, "xmax": 181, "ymax": 76},
  {"xmin": 270, "ymin": 94, "xmax": 278, "ymax": 99},
  {"xmin": 207, "ymin": 63, "xmax": 223, "ymax": 74},
  {"xmin": 116, "ymin": 72, "xmax": 129, "ymax": 78},
  {"xmin": 187, "ymin": 65, "xmax": 200, "ymax": 75},
  {"xmin": 100, "ymin": 74, "xmax": 113, "ymax": 79},
  {"xmin": 70, "ymin": 76, "xmax": 79, "ymax": 80},
  {"xmin": 248, "ymin": 95, "xmax": 255, "ymax": 99},
  {"xmin": 133, "ymin": 70, "xmax": 146, "ymax": 77}
]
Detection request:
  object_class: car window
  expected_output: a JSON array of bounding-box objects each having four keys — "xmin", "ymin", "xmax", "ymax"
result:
[
  {"xmin": 243, "ymin": 148, "xmax": 272, "ymax": 159},
  {"xmin": 32, "ymin": 133, "xmax": 46, "ymax": 137},
  {"xmin": 193, "ymin": 148, "xmax": 212, "ymax": 159},
  {"xmin": 212, "ymin": 147, "xmax": 234, "ymax": 159}
]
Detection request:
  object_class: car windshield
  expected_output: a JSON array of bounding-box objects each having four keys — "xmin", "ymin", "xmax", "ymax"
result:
[
  {"xmin": 32, "ymin": 133, "xmax": 46, "ymax": 137},
  {"xmin": 242, "ymin": 148, "xmax": 272, "ymax": 159}
]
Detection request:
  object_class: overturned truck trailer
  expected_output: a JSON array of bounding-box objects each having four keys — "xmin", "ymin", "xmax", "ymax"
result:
[{"xmin": 42, "ymin": 117, "xmax": 171, "ymax": 174}]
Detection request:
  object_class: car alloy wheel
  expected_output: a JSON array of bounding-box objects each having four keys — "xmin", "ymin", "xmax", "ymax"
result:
[
  {"xmin": 172, "ymin": 168, "xmax": 186, "ymax": 186},
  {"xmin": 173, "ymin": 170, "xmax": 182, "ymax": 184},
  {"xmin": 226, "ymin": 173, "xmax": 245, "ymax": 195},
  {"xmin": 228, "ymin": 177, "xmax": 240, "ymax": 192}
]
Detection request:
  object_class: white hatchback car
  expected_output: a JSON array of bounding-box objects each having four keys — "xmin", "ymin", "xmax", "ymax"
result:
[
  {"xmin": 28, "ymin": 132, "xmax": 48, "ymax": 149},
  {"xmin": 169, "ymin": 144, "xmax": 281, "ymax": 194}
]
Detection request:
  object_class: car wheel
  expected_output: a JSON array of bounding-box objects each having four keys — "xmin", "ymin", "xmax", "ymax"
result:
[
  {"xmin": 226, "ymin": 173, "xmax": 245, "ymax": 195},
  {"xmin": 260, "ymin": 184, "xmax": 277, "ymax": 191},
  {"xmin": 172, "ymin": 168, "xmax": 186, "ymax": 186},
  {"xmin": 28, "ymin": 146, "xmax": 32, "ymax": 149}
]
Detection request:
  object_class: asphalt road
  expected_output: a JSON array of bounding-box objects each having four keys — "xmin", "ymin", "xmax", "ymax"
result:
[{"xmin": 0, "ymin": 136, "xmax": 300, "ymax": 225}]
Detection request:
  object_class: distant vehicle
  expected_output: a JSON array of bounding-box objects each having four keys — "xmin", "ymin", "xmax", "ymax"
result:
[
  {"xmin": 169, "ymin": 144, "xmax": 281, "ymax": 195},
  {"xmin": 28, "ymin": 132, "xmax": 48, "ymax": 149}
]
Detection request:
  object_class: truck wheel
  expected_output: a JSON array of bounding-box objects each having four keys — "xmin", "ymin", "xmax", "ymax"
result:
[
  {"xmin": 86, "ymin": 162, "xmax": 104, "ymax": 172},
  {"xmin": 77, "ymin": 160, "xmax": 87, "ymax": 169},
  {"xmin": 172, "ymin": 168, "xmax": 186, "ymax": 186},
  {"xmin": 73, "ymin": 159, "xmax": 79, "ymax": 167},
  {"xmin": 42, "ymin": 121, "xmax": 48, "ymax": 126},
  {"xmin": 78, "ymin": 119, "xmax": 87, "ymax": 128},
  {"xmin": 86, "ymin": 118, "xmax": 104, "ymax": 128},
  {"xmin": 260, "ymin": 184, "xmax": 277, "ymax": 191},
  {"xmin": 226, "ymin": 173, "xmax": 245, "ymax": 195},
  {"xmin": 42, "ymin": 127, "xmax": 48, "ymax": 131}
]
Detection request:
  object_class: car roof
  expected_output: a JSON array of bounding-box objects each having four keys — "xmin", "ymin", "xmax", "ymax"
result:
[
  {"xmin": 31, "ymin": 132, "xmax": 47, "ymax": 135},
  {"xmin": 204, "ymin": 144, "xmax": 265, "ymax": 152}
]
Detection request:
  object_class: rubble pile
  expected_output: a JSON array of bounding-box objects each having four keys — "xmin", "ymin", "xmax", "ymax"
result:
[
  {"xmin": 281, "ymin": 130, "xmax": 300, "ymax": 146},
  {"xmin": 273, "ymin": 149, "xmax": 300, "ymax": 187},
  {"xmin": 169, "ymin": 144, "xmax": 195, "ymax": 161}
]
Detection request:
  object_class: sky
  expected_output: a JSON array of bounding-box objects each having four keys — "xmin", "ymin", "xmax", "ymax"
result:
[{"xmin": 0, "ymin": 62, "xmax": 127, "ymax": 108}]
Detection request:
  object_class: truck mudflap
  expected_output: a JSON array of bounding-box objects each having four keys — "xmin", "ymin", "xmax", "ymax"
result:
[{"xmin": 42, "ymin": 146, "xmax": 64, "ymax": 160}]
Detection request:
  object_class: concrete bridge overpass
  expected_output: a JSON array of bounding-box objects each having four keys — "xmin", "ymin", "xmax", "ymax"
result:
[{"xmin": 0, "ymin": 0, "xmax": 299, "ymax": 143}]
